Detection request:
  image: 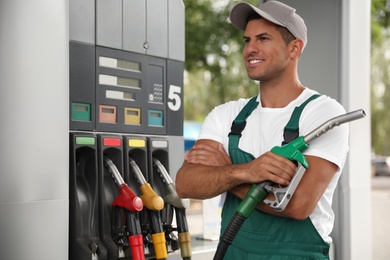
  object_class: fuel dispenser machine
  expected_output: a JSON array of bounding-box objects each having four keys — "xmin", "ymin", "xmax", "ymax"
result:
[{"xmin": 69, "ymin": 0, "xmax": 192, "ymax": 259}]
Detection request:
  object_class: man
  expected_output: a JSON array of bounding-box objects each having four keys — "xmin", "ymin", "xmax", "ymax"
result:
[{"xmin": 176, "ymin": 1, "xmax": 349, "ymax": 259}]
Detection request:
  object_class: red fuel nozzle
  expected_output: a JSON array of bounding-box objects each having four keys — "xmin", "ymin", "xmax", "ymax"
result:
[
  {"xmin": 112, "ymin": 184, "xmax": 143, "ymax": 212},
  {"xmin": 104, "ymin": 156, "xmax": 144, "ymax": 212}
]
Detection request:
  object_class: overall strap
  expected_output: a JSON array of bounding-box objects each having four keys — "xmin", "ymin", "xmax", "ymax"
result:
[
  {"xmin": 228, "ymin": 96, "xmax": 259, "ymax": 152},
  {"xmin": 282, "ymin": 94, "xmax": 321, "ymax": 144},
  {"xmin": 228, "ymin": 94, "xmax": 321, "ymax": 160}
]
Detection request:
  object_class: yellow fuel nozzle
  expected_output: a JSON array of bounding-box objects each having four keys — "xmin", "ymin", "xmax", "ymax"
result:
[
  {"xmin": 140, "ymin": 183, "xmax": 164, "ymax": 210},
  {"xmin": 129, "ymin": 158, "xmax": 165, "ymax": 211}
]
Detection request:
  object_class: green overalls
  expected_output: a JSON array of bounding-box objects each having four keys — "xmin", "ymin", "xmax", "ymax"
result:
[{"xmin": 223, "ymin": 95, "xmax": 330, "ymax": 260}]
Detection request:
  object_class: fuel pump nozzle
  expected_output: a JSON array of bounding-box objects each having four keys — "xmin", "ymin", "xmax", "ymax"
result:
[
  {"xmin": 213, "ymin": 109, "xmax": 366, "ymax": 260},
  {"xmin": 130, "ymin": 158, "xmax": 164, "ymax": 211},
  {"xmin": 104, "ymin": 156, "xmax": 145, "ymax": 260},
  {"xmin": 153, "ymin": 158, "xmax": 192, "ymax": 260},
  {"xmin": 129, "ymin": 158, "xmax": 167, "ymax": 260},
  {"xmin": 264, "ymin": 109, "xmax": 366, "ymax": 211},
  {"xmin": 104, "ymin": 157, "xmax": 143, "ymax": 212}
]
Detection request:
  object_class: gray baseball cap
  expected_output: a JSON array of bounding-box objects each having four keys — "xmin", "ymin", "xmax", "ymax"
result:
[{"xmin": 229, "ymin": 1, "xmax": 307, "ymax": 48}]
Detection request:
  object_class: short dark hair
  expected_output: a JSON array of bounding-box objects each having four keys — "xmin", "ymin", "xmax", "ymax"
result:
[{"xmin": 246, "ymin": 13, "xmax": 295, "ymax": 46}]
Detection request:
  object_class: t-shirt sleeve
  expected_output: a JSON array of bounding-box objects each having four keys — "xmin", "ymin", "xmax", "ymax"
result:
[
  {"xmin": 198, "ymin": 107, "xmax": 223, "ymax": 143},
  {"xmin": 197, "ymin": 100, "xmax": 245, "ymax": 146}
]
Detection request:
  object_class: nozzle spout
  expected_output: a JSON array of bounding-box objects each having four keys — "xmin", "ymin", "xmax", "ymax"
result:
[{"xmin": 304, "ymin": 109, "xmax": 366, "ymax": 143}]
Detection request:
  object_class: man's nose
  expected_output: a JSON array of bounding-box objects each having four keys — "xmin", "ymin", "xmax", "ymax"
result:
[{"xmin": 244, "ymin": 41, "xmax": 259, "ymax": 55}]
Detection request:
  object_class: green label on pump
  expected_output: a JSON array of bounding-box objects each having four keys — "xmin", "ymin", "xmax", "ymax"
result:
[
  {"xmin": 76, "ymin": 136, "xmax": 95, "ymax": 145},
  {"xmin": 71, "ymin": 102, "xmax": 91, "ymax": 121}
]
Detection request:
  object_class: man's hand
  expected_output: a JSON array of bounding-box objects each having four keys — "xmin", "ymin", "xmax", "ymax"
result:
[{"xmin": 243, "ymin": 151, "xmax": 296, "ymax": 186}]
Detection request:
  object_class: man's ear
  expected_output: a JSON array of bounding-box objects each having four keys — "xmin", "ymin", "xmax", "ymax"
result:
[{"xmin": 290, "ymin": 38, "xmax": 304, "ymax": 58}]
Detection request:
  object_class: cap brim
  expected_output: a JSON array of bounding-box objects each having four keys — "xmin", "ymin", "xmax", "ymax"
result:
[{"xmin": 230, "ymin": 2, "xmax": 284, "ymax": 31}]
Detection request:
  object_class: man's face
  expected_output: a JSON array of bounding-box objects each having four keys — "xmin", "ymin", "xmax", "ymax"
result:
[{"xmin": 242, "ymin": 18, "xmax": 291, "ymax": 82}]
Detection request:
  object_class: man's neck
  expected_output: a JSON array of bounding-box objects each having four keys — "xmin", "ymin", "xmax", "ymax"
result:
[{"xmin": 259, "ymin": 78, "xmax": 304, "ymax": 108}]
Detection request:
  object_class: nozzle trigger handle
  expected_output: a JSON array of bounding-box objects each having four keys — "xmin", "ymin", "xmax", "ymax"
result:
[{"xmin": 264, "ymin": 163, "xmax": 306, "ymax": 212}]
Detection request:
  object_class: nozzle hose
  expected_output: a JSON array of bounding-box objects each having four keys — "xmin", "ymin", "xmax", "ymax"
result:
[
  {"xmin": 213, "ymin": 212, "xmax": 246, "ymax": 260},
  {"xmin": 111, "ymin": 206, "xmax": 126, "ymax": 243},
  {"xmin": 175, "ymin": 208, "xmax": 192, "ymax": 259},
  {"xmin": 148, "ymin": 210, "xmax": 168, "ymax": 259},
  {"xmin": 175, "ymin": 208, "xmax": 189, "ymax": 234},
  {"xmin": 127, "ymin": 211, "xmax": 142, "ymax": 236},
  {"xmin": 150, "ymin": 211, "xmax": 164, "ymax": 234},
  {"xmin": 237, "ymin": 181, "xmax": 270, "ymax": 218}
]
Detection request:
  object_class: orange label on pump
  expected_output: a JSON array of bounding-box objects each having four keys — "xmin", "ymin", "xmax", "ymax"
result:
[{"xmin": 103, "ymin": 137, "xmax": 121, "ymax": 147}]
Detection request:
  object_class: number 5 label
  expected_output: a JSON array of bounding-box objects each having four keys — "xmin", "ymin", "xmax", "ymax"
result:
[{"xmin": 167, "ymin": 85, "xmax": 182, "ymax": 111}]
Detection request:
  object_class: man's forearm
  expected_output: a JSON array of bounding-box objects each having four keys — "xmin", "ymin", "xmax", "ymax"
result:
[{"xmin": 175, "ymin": 162, "xmax": 244, "ymax": 200}]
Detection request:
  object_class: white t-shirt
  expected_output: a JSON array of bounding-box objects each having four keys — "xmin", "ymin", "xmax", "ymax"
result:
[{"xmin": 198, "ymin": 88, "xmax": 349, "ymax": 243}]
